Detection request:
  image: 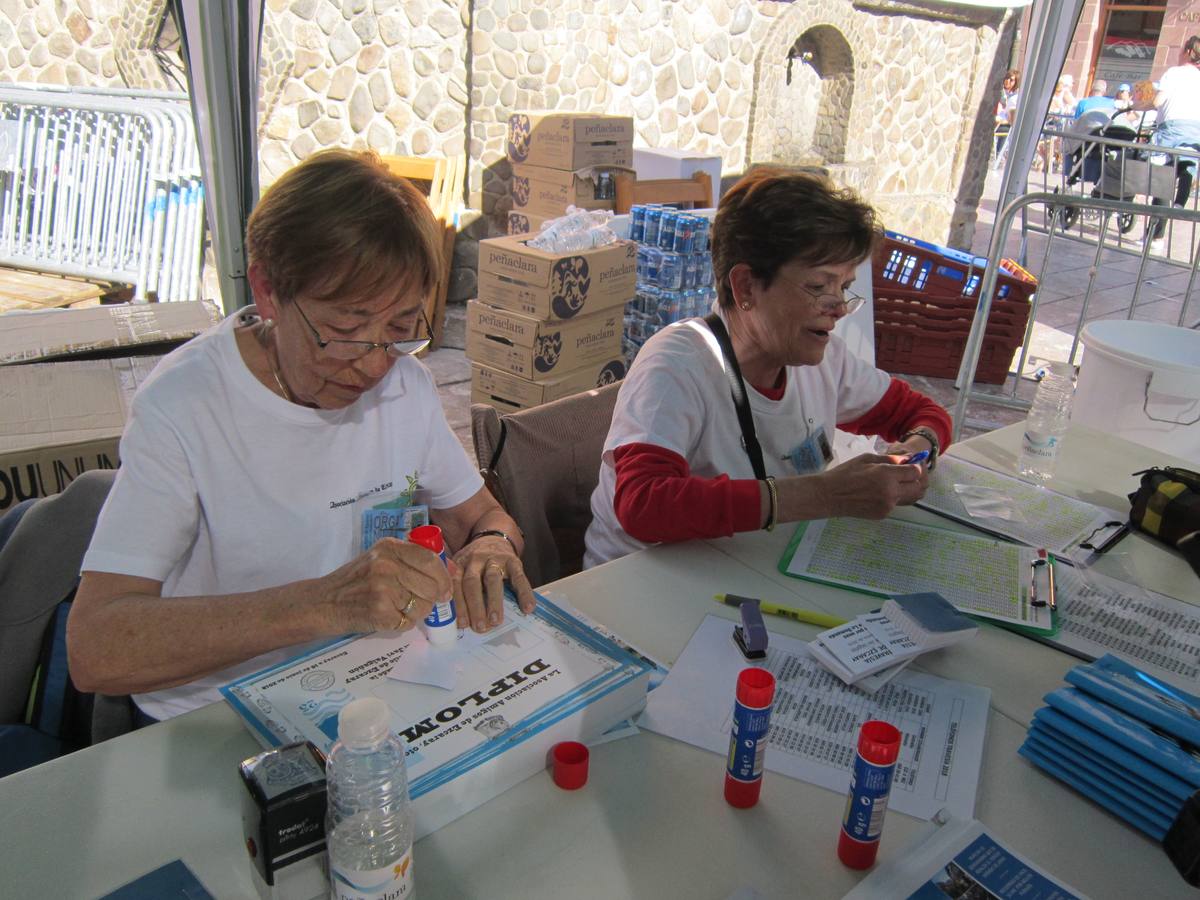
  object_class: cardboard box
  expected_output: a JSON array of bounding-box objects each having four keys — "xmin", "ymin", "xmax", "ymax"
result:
[
  {"xmin": 477, "ymin": 234, "xmax": 637, "ymax": 321},
  {"xmin": 632, "ymin": 147, "xmax": 724, "ymax": 207},
  {"xmin": 510, "ymin": 163, "xmax": 620, "ymax": 218},
  {"xmin": 0, "ymin": 300, "xmax": 219, "ymax": 365},
  {"xmin": 466, "ymin": 300, "xmax": 623, "ymax": 382},
  {"xmin": 506, "ymin": 210, "xmax": 556, "ymax": 237},
  {"xmin": 0, "ymin": 356, "xmax": 161, "ymax": 511},
  {"xmin": 506, "ymin": 112, "xmax": 633, "ymax": 169},
  {"xmin": 470, "ymin": 356, "xmax": 626, "ymax": 411}
]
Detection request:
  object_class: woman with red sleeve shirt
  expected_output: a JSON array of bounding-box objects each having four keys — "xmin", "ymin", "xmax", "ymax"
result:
[{"xmin": 583, "ymin": 168, "xmax": 951, "ymax": 568}]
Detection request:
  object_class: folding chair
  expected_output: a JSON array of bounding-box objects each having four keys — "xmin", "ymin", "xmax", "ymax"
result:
[
  {"xmin": 0, "ymin": 469, "xmax": 133, "ymax": 774},
  {"xmin": 470, "ymin": 382, "xmax": 622, "ymax": 587},
  {"xmin": 614, "ymin": 170, "xmax": 713, "ymax": 214},
  {"xmin": 381, "ymin": 154, "xmax": 467, "ymax": 349}
]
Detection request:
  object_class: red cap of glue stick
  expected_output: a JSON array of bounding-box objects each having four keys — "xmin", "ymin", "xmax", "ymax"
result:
[
  {"xmin": 551, "ymin": 741, "xmax": 589, "ymax": 790},
  {"xmin": 408, "ymin": 524, "xmax": 444, "ymax": 554},
  {"xmin": 837, "ymin": 720, "xmax": 901, "ymax": 869}
]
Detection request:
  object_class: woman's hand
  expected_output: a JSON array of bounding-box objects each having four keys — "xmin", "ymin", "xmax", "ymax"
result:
[
  {"xmin": 809, "ymin": 452, "xmax": 929, "ymax": 519},
  {"xmin": 451, "ymin": 534, "xmax": 536, "ymax": 633},
  {"xmin": 322, "ymin": 537, "xmax": 451, "ymax": 634}
]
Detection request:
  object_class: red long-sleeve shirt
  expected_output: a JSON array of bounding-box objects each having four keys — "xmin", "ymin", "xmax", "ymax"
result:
[{"xmin": 612, "ymin": 376, "xmax": 950, "ymax": 544}]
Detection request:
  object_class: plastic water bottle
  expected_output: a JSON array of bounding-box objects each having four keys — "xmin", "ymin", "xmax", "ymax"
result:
[
  {"xmin": 326, "ymin": 698, "xmax": 415, "ymax": 899},
  {"xmin": 1018, "ymin": 361, "xmax": 1075, "ymax": 483}
]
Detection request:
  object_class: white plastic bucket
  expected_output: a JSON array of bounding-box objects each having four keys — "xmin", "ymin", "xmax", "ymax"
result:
[{"xmin": 1074, "ymin": 321, "xmax": 1200, "ymax": 463}]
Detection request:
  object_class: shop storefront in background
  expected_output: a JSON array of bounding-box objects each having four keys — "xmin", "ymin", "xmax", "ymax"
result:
[{"xmin": 1021, "ymin": 0, "xmax": 1200, "ymax": 97}]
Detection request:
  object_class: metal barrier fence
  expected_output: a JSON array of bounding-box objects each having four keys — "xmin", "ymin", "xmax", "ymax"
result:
[
  {"xmin": 1016, "ymin": 114, "xmax": 1200, "ymax": 263},
  {"xmin": 0, "ymin": 85, "xmax": 203, "ymax": 302},
  {"xmin": 951, "ymin": 192, "xmax": 1200, "ymax": 440}
]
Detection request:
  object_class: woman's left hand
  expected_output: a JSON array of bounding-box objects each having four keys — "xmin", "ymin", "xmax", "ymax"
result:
[{"xmin": 451, "ymin": 534, "xmax": 536, "ymax": 633}]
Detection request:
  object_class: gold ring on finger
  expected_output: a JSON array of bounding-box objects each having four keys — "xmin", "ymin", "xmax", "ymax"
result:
[
  {"xmin": 398, "ymin": 611, "xmax": 409, "ymax": 628},
  {"xmin": 485, "ymin": 562, "xmax": 505, "ymax": 577},
  {"xmin": 402, "ymin": 596, "xmax": 419, "ymax": 617}
]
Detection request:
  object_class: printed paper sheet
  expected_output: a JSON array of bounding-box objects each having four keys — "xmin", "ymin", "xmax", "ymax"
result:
[
  {"xmin": 222, "ymin": 597, "xmax": 648, "ymax": 784},
  {"xmin": 639, "ymin": 615, "xmax": 990, "ymax": 820},
  {"xmin": 1048, "ymin": 565, "xmax": 1200, "ymax": 688}
]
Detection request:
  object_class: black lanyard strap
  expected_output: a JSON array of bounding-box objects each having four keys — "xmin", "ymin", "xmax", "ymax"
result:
[{"xmin": 703, "ymin": 313, "xmax": 767, "ymax": 481}]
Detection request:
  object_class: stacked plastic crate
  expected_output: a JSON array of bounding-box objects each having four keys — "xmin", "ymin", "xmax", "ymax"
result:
[
  {"xmin": 623, "ymin": 206, "xmax": 717, "ymax": 363},
  {"xmin": 872, "ymin": 231, "xmax": 1038, "ymax": 385}
]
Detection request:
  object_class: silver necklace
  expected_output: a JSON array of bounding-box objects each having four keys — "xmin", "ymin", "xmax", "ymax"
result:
[{"xmin": 259, "ymin": 323, "xmax": 295, "ymax": 403}]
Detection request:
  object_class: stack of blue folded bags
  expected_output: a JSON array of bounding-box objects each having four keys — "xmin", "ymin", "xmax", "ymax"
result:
[{"xmin": 1020, "ymin": 654, "xmax": 1200, "ymax": 843}]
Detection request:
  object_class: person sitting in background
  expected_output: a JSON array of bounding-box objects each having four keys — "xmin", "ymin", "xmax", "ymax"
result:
[
  {"xmin": 583, "ymin": 168, "xmax": 952, "ymax": 568},
  {"xmin": 1113, "ymin": 83, "xmax": 1141, "ymax": 129},
  {"xmin": 1073, "ymin": 79, "xmax": 1116, "ymax": 118},
  {"xmin": 68, "ymin": 149, "xmax": 535, "ymax": 722}
]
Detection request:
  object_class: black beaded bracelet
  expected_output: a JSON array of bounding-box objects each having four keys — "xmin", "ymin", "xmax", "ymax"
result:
[{"xmin": 467, "ymin": 529, "xmax": 518, "ymax": 553}]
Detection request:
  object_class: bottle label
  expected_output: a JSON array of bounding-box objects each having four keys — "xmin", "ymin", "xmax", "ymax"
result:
[
  {"xmin": 841, "ymin": 753, "xmax": 897, "ymax": 843},
  {"xmin": 331, "ymin": 849, "xmax": 414, "ymax": 900},
  {"xmin": 725, "ymin": 698, "xmax": 772, "ymax": 783},
  {"xmin": 425, "ymin": 598, "xmax": 456, "ymax": 628},
  {"xmin": 1021, "ymin": 430, "xmax": 1060, "ymax": 461}
]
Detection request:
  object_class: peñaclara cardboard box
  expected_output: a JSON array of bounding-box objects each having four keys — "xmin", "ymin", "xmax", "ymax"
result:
[
  {"xmin": 510, "ymin": 163, "xmax": 622, "ymax": 218},
  {"xmin": 470, "ymin": 356, "xmax": 626, "ymax": 412},
  {"xmin": 0, "ymin": 356, "xmax": 161, "ymax": 511},
  {"xmin": 0, "ymin": 300, "xmax": 218, "ymax": 365},
  {"xmin": 477, "ymin": 234, "xmax": 637, "ymax": 321},
  {"xmin": 465, "ymin": 300, "xmax": 623, "ymax": 382},
  {"xmin": 506, "ymin": 112, "xmax": 633, "ymax": 169}
]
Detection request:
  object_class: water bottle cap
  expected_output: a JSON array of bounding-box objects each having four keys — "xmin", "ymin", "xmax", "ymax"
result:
[{"xmin": 338, "ymin": 698, "xmax": 392, "ymax": 749}]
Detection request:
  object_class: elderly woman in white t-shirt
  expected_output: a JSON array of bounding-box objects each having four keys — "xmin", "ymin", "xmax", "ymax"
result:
[
  {"xmin": 68, "ymin": 150, "xmax": 535, "ymax": 722},
  {"xmin": 583, "ymin": 168, "xmax": 952, "ymax": 568}
]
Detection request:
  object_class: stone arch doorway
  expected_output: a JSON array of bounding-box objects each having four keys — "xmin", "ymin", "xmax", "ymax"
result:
[{"xmin": 786, "ymin": 26, "xmax": 854, "ymax": 165}]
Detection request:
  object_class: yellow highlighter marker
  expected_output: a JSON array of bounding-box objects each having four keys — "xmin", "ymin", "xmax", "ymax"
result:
[{"xmin": 714, "ymin": 594, "xmax": 848, "ymax": 629}]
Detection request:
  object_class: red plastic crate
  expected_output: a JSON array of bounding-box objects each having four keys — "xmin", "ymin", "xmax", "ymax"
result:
[
  {"xmin": 872, "ymin": 291, "xmax": 1031, "ymax": 385},
  {"xmin": 873, "ymin": 231, "xmax": 1037, "ymax": 307}
]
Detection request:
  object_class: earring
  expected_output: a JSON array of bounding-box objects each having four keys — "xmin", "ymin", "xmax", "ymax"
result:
[
  {"xmin": 740, "ymin": 303, "xmax": 751, "ymax": 311},
  {"xmin": 262, "ymin": 317, "xmax": 274, "ymax": 329}
]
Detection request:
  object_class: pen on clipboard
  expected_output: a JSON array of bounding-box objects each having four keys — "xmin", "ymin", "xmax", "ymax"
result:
[
  {"xmin": 714, "ymin": 594, "xmax": 848, "ymax": 628},
  {"xmin": 1029, "ymin": 549, "xmax": 1056, "ymax": 611}
]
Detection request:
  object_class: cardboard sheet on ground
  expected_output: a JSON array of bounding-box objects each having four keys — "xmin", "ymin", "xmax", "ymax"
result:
[{"xmin": 639, "ymin": 615, "xmax": 990, "ymax": 821}]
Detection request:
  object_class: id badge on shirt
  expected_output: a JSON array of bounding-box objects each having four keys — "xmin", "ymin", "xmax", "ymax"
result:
[{"xmin": 785, "ymin": 425, "xmax": 833, "ymax": 475}]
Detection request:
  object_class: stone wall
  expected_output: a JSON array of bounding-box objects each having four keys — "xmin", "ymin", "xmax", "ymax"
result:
[{"xmin": 1, "ymin": 0, "xmax": 1014, "ymax": 305}]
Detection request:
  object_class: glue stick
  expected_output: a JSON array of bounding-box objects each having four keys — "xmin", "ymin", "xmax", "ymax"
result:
[
  {"xmin": 837, "ymin": 719, "xmax": 901, "ymax": 869},
  {"xmin": 407, "ymin": 525, "xmax": 457, "ymax": 646},
  {"xmin": 724, "ymin": 667, "xmax": 776, "ymax": 808}
]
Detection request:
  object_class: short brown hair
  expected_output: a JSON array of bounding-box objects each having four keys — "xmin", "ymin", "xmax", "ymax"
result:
[
  {"xmin": 710, "ymin": 168, "xmax": 881, "ymax": 307},
  {"xmin": 1004, "ymin": 69, "xmax": 1021, "ymax": 91},
  {"xmin": 246, "ymin": 149, "xmax": 442, "ymax": 309}
]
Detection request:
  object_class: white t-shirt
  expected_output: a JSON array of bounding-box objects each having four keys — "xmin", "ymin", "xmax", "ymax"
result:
[
  {"xmin": 583, "ymin": 315, "xmax": 890, "ymax": 567},
  {"xmin": 1158, "ymin": 64, "xmax": 1200, "ymax": 124},
  {"xmin": 82, "ymin": 312, "xmax": 482, "ymax": 719}
]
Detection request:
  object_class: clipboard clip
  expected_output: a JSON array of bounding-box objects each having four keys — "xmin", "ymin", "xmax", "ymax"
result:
[
  {"xmin": 1030, "ymin": 550, "xmax": 1057, "ymax": 611},
  {"xmin": 1078, "ymin": 520, "xmax": 1131, "ymax": 555}
]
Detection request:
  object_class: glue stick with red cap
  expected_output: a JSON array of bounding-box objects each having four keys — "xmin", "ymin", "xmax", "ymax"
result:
[
  {"xmin": 838, "ymin": 719, "xmax": 902, "ymax": 869},
  {"xmin": 407, "ymin": 525, "xmax": 457, "ymax": 646},
  {"xmin": 724, "ymin": 667, "xmax": 776, "ymax": 808}
]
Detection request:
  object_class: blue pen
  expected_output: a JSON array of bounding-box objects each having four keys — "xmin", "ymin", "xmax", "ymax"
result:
[{"xmin": 901, "ymin": 449, "xmax": 930, "ymax": 466}]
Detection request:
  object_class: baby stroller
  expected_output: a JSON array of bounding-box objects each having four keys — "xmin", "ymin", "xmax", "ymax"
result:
[{"xmin": 1050, "ymin": 109, "xmax": 1153, "ymax": 234}]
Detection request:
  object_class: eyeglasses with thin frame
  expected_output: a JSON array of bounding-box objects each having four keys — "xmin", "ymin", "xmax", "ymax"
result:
[
  {"xmin": 291, "ymin": 299, "xmax": 433, "ymax": 360},
  {"xmin": 774, "ymin": 274, "xmax": 866, "ymax": 316}
]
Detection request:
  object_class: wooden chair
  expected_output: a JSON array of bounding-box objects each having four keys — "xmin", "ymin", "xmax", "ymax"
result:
[
  {"xmin": 470, "ymin": 382, "xmax": 622, "ymax": 587},
  {"xmin": 614, "ymin": 170, "xmax": 713, "ymax": 214},
  {"xmin": 381, "ymin": 154, "xmax": 466, "ymax": 349}
]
